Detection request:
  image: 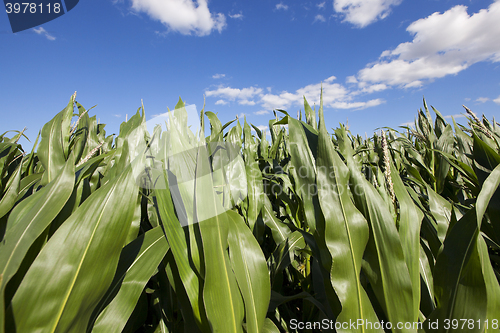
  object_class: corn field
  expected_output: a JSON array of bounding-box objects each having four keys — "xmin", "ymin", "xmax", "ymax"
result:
[{"xmin": 1, "ymin": 92, "xmax": 499, "ymax": 333}]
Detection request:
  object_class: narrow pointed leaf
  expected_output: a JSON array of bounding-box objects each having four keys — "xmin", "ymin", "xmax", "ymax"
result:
[
  {"xmin": 91, "ymin": 226, "xmax": 170, "ymax": 333},
  {"xmin": 9, "ymin": 159, "xmax": 139, "ymax": 333},
  {"xmin": 227, "ymin": 211, "xmax": 270, "ymax": 333}
]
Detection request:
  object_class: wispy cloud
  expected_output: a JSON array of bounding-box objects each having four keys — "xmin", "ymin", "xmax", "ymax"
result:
[
  {"xmin": 114, "ymin": 114, "xmax": 122, "ymax": 118},
  {"xmin": 276, "ymin": 2, "xmax": 288, "ymax": 11},
  {"xmin": 354, "ymin": 2, "xmax": 500, "ymax": 88},
  {"xmin": 254, "ymin": 110, "xmax": 270, "ymax": 115},
  {"xmin": 313, "ymin": 14, "xmax": 326, "ymax": 23},
  {"xmin": 444, "ymin": 114, "xmax": 466, "ymax": 119},
  {"xmin": 494, "ymin": 96, "xmax": 500, "ymax": 105},
  {"xmin": 130, "ymin": 0, "xmax": 226, "ymax": 36},
  {"xmin": 229, "ymin": 12, "xmax": 243, "ymax": 19},
  {"xmin": 317, "ymin": 2, "xmax": 326, "ymax": 9},
  {"xmin": 399, "ymin": 121, "xmax": 414, "ymax": 128},
  {"xmin": 212, "ymin": 73, "xmax": 226, "ymax": 79},
  {"xmin": 33, "ymin": 27, "xmax": 56, "ymax": 41},
  {"xmin": 333, "ymin": 0, "xmax": 402, "ymax": 28},
  {"xmin": 475, "ymin": 97, "xmax": 490, "ymax": 103},
  {"xmin": 215, "ymin": 99, "xmax": 228, "ymax": 105}
]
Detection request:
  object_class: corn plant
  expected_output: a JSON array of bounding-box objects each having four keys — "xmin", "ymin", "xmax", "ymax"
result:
[{"xmin": 0, "ymin": 92, "xmax": 499, "ymax": 333}]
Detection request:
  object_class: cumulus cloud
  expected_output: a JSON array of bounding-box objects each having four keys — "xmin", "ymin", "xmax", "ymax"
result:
[
  {"xmin": 206, "ymin": 76, "xmax": 384, "ymax": 111},
  {"xmin": 356, "ymin": 2, "xmax": 500, "ymax": 87},
  {"xmin": 239, "ymin": 100, "xmax": 256, "ymax": 106},
  {"xmin": 215, "ymin": 99, "xmax": 228, "ymax": 105},
  {"xmin": 212, "ymin": 73, "xmax": 226, "ymax": 79},
  {"xmin": 33, "ymin": 27, "xmax": 56, "ymax": 41},
  {"xmin": 276, "ymin": 2, "xmax": 288, "ymax": 10},
  {"xmin": 130, "ymin": 0, "xmax": 226, "ymax": 36},
  {"xmin": 333, "ymin": 0, "xmax": 402, "ymax": 28},
  {"xmin": 494, "ymin": 96, "xmax": 500, "ymax": 105}
]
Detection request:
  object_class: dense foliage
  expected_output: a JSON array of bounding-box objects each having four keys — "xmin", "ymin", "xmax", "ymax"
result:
[{"xmin": 1, "ymin": 92, "xmax": 499, "ymax": 332}]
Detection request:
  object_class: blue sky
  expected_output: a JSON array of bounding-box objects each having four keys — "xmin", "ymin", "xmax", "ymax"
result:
[{"xmin": 2, "ymin": 0, "xmax": 500, "ymax": 149}]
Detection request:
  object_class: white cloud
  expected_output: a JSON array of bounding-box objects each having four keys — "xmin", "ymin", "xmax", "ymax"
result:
[
  {"xmin": 207, "ymin": 77, "xmax": 384, "ymax": 112},
  {"xmin": 130, "ymin": 0, "xmax": 226, "ymax": 36},
  {"xmin": 215, "ymin": 99, "xmax": 228, "ymax": 105},
  {"xmin": 475, "ymin": 97, "xmax": 490, "ymax": 103},
  {"xmin": 444, "ymin": 114, "xmax": 466, "ymax": 119},
  {"xmin": 205, "ymin": 86, "xmax": 263, "ymax": 104},
  {"xmin": 260, "ymin": 92, "xmax": 299, "ymax": 110},
  {"xmin": 333, "ymin": 0, "xmax": 402, "ymax": 28},
  {"xmin": 494, "ymin": 96, "xmax": 500, "ymax": 105},
  {"xmin": 114, "ymin": 114, "xmax": 122, "ymax": 118},
  {"xmin": 356, "ymin": 2, "xmax": 500, "ymax": 87},
  {"xmin": 346, "ymin": 75, "xmax": 358, "ymax": 84},
  {"xmin": 229, "ymin": 12, "xmax": 243, "ymax": 19},
  {"xmin": 239, "ymin": 100, "xmax": 256, "ymax": 106},
  {"xmin": 399, "ymin": 121, "xmax": 414, "ymax": 128},
  {"xmin": 330, "ymin": 99, "xmax": 385, "ymax": 109},
  {"xmin": 212, "ymin": 73, "xmax": 225, "ymax": 79},
  {"xmin": 314, "ymin": 14, "xmax": 326, "ymax": 23},
  {"xmin": 254, "ymin": 110, "xmax": 270, "ymax": 115},
  {"xmin": 317, "ymin": 2, "xmax": 326, "ymax": 9},
  {"xmin": 33, "ymin": 27, "xmax": 56, "ymax": 41},
  {"xmin": 276, "ymin": 2, "xmax": 288, "ymax": 10}
]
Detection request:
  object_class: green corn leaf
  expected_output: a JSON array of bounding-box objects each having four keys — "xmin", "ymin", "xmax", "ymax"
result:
[
  {"xmin": 419, "ymin": 242, "xmax": 436, "ymax": 317},
  {"xmin": 0, "ymin": 153, "xmax": 75, "ymax": 333},
  {"xmin": 243, "ymin": 119, "xmax": 262, "ymax": 229},
  {"xmin": 390, "ymin": 159, "xmax": 423, "ymax": 322},
  {"xmin": 316, "ymin": 103, "xmax": 381, "ymax": 331},
  {"xmin": 245, "ymin": 158, "xmax": 263, "ymax": 230},
  {"xmin": 90, "ymin": 226, "xmax": 170, "ymax": 333},
  {"xmin": 287, "ymin": 116, "xmax": 320, "ymax": 233},
  {"xmin": 8, "ymin": 156, "xmax": 139, "ymax": 333},
  {"xmin": 424, "ymin": 208, "xmax": 487, "ymax": 332},
  {"xmin": 424, "ymin": 165, "xmax": 500, "ymax": 331},
  {"xmin": 0, "ymin": 160, "xmax": 23, "ymax": 220},
  {"xmin": 346, "ymin": 147, "xmax": 415, "ymax": 330},
  {"xmin": 477, "ymin": 235, "xmax": 500, "ymax": 333},
  {"xmin": 38, "ymin": 96, "xmax": 74, "ymax": 185},
  {"xmin": 261, "ymin": 193, "xmax": 290, "ymax": 245},
  {"xmin": 227, "ymin": 210, "xmax": 270, "ymax": 333},
  {"xmin": 426, "ymin": 185, "xmax": 452, "ymax": 246},
  {"xmin": 303, "ymin": 96, "xmax": 317, "ymax": 130},
  {"xmin": 434, "ymin": 124, "xmax": 454, "ymax": 194},
  {"xmin": 154, "ymin": 168, "xmax": 208, "ymax": 332},
  {"xmin": 195, "ymin": 144, "xmax": 244, "ymax": 333},
  {"xmin": 262, "ymin": 318, "xmax": 280, "ymax": 333}
]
